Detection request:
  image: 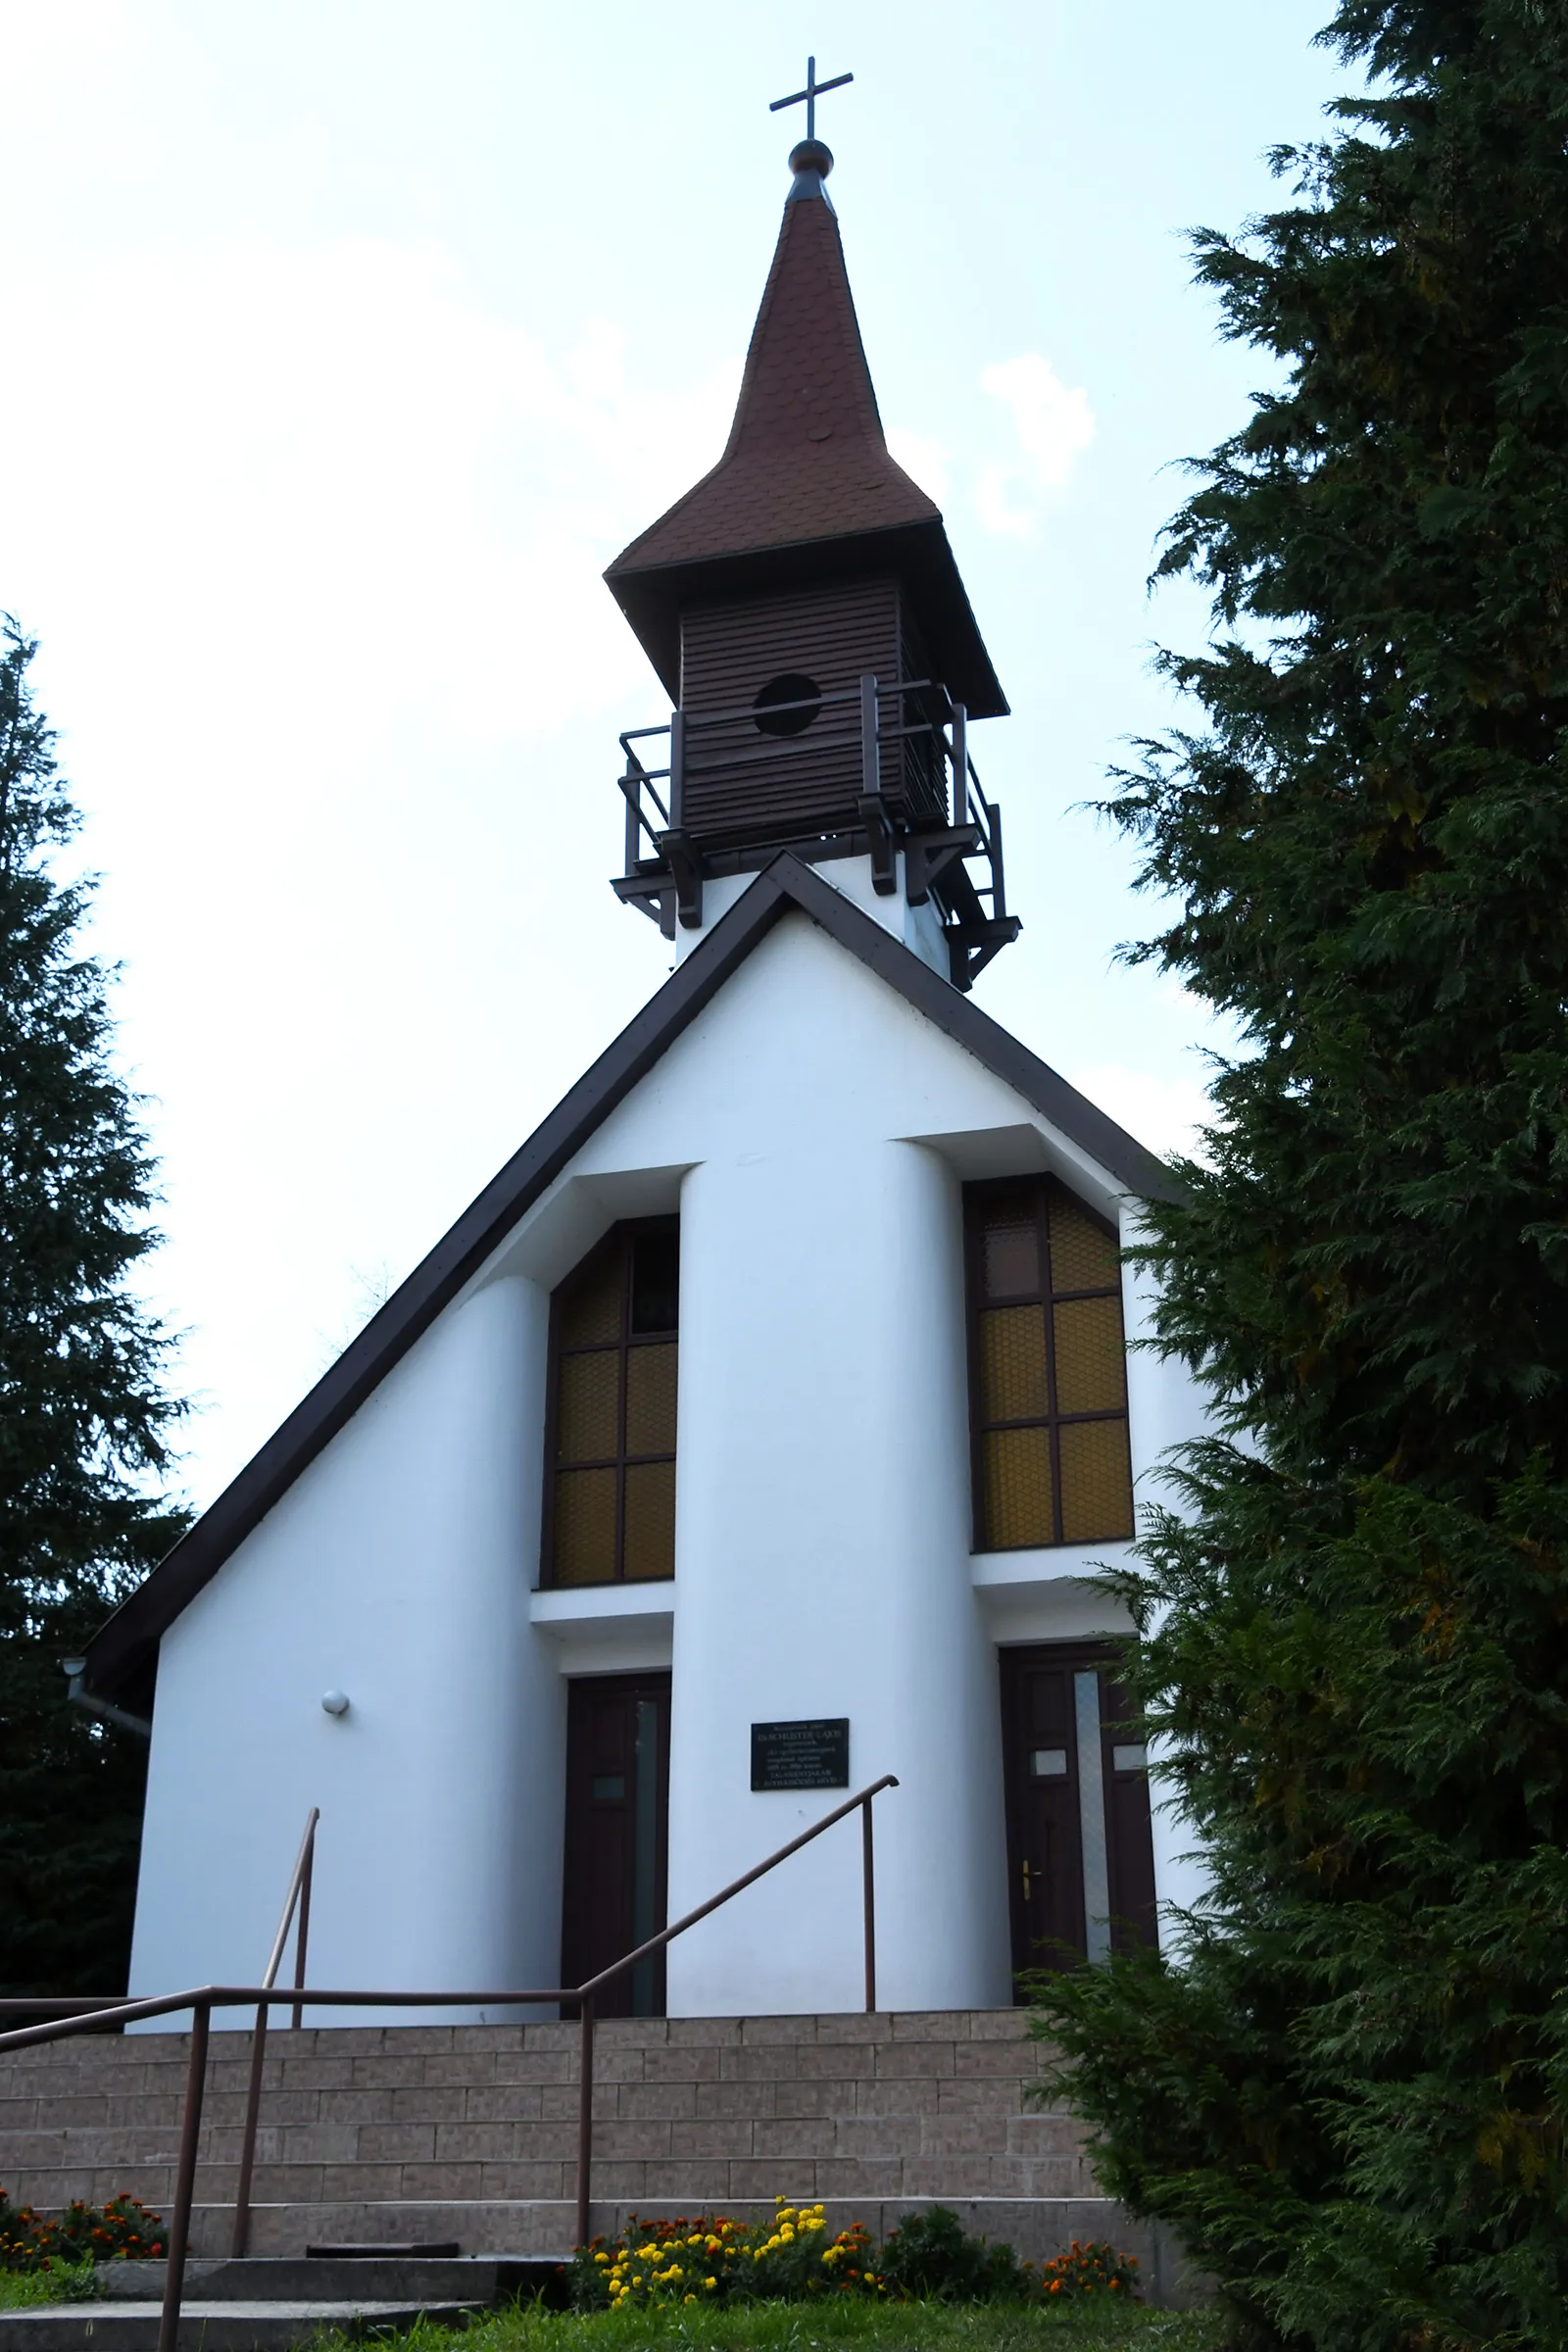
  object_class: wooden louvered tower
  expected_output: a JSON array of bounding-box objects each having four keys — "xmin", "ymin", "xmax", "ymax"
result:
[{"xmin": 605, "ymin": 135, "xmax": 1020, "ymax": 991}]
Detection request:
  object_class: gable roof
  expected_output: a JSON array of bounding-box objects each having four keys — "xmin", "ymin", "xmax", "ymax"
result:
[
  {"xmin": 83, "ymin": 855, "xmax": 1178, "ymax": 1702},
  {"xmin": 603, "ymin": 149, "xmax": 1007, "ymax": 720}
]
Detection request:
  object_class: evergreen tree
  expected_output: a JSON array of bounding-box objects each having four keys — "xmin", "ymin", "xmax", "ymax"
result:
[
  {"xmin": 0, "ymin": 618, "xmax": 185, "ymax": 1995},
  {"xmin": 1029, "ymin": 6, "xmax": 1568, "ymax": 2346}
]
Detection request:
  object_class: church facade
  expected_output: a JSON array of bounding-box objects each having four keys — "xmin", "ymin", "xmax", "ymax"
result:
[{"xmin": 83, "ymin": 131, "xmax": 1206, "ymax": 2026}]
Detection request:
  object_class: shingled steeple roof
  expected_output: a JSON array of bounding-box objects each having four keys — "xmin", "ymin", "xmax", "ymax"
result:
[{"xmin": 605, "ymin": 142, "xmax": 1006, "ymax": 719}]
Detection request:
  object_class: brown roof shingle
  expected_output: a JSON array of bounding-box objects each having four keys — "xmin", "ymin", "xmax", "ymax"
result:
[
  {"xmin": 605, "ymin": 154, "xmax": 1006, "ymax": 719},
  {"xmin": 609, "ymin": 179, "xmax": 939, "ymax": 573}
]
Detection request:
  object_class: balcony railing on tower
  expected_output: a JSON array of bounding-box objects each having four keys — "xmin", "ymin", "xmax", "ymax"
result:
[{"xmin": 612, "ymin": 672, "xmax": 1020, "ymax": 991}]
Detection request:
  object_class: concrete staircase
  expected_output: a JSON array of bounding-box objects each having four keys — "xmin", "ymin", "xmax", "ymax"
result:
[
  {"xmin": 0, "ymin": 2258, "xmax": 512, "ymax": 2352},
  {"xmin": 0, "ymin": 2011, "xmax": 1179, "ymax": 2301}
]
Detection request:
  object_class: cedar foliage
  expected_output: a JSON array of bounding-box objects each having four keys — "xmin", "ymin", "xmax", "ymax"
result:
[
  {"xmin": 1027, "ymin": 5, "xmax": 1568, "ymax": 2347},
  {"xmin": 0, "ymin": 618, "xmax": 185, "ymax": 1994}
]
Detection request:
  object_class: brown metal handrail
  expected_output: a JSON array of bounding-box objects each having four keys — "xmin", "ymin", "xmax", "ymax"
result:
[
  {"xmin": 0, "ymin": 1774, "xmax": 898, "ymax": 2352},
  {"xmin": 230, "ymin": 1807, "xmax": 319, "ymax": 2257}
]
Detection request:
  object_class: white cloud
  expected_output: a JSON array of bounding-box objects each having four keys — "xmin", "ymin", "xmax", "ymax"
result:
[
  {"xmin": 975, "ymin": 353, "xmax": 1095, "ymax": 537},
  {"xmin": 886, "ymin": 426, "xmax": 950, "ymax": 505},
  {"xmin": 3, "ymin": 238, "xmax": 742, "ymax": 762}
]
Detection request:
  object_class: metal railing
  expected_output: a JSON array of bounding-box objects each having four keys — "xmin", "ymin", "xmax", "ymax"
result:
[
  {"xmin": 230, "ymin": 1807, "xmax": 318, "ymax": 2256},
  {"xmin": 0, "ymin": 1774, "xmax": 898, "ymax": 2352},
  {"xmin": 617, "ymin": 674, "xmax": 972, "ymax": 861},
  {"xmin": 613, "ymin": 674, "xmax": 1017, "ymax": 980}
]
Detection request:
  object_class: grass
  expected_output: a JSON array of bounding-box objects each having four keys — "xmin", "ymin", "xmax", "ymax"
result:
[
  {"xmin": 323, "ymin": 2299, "xmax": 1224, "ymax": 2352},
  {"xmin": 0, "ymin": 2263, "xmax": 99, "ymax": 2309}
]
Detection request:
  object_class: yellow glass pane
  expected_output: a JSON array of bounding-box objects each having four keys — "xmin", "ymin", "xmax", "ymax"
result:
[
  {"xmin": 558, "ymin": 1250, "xmax": 623, "ymax": 1347},
  {"xmin": 556, "ymin": 1349, "xmax": 620, "ymax": 1461},
  {"xmin": 1058, "ymin": 1419, "xmax": 1135, "ymax": 1543},
  {"xmin": 1054, "ymin": 1297, "xmax": 1127, "ymax": 1413},
  {"xmin": 625, "ymin": 1342, "xmax": 678, "ymax": 1456},
  {"xmin": 623, "ymin": 1460, "xmax": 676, "ymax": 1581},
  {"xmin": 553, "ymin": 1467, "xmax": 618, "ymax": 1584},
  {"xmin": 981, "ymin": 1426, "xmax": 1054, "ymax": 1548},
  {"xmin": 1048, "ymin": 1191, "xmax": 1119, "ymax": 1294},
  {"xmin": 979, "ymin": 1305, "xmax": 1050, "ymax": 1421},
  {"xmin": 982, "ymin": 1208, "xmax": 1041, "ymax": 1300}
]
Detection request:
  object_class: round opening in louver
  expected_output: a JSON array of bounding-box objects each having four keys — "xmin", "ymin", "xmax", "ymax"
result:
[{"xmin": 753, "ymin": 671, "xmax": 822, "ymax": 736}]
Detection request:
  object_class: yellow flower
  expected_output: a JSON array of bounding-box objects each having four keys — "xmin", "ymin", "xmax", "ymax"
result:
[{"xmin": 684, "ymin": 2294, "xmax": 697, "ymax": 2305}]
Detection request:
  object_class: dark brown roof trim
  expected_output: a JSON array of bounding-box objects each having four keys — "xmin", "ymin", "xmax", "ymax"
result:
[{"xmin": 84, "ymin": 855, "xmax": 1178, "ymax": 1698}]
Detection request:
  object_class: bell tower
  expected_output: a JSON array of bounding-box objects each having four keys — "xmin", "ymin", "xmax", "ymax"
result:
[{"xmin": 605, "ymin": 89, "xmax": 1019, "ymax": 991}]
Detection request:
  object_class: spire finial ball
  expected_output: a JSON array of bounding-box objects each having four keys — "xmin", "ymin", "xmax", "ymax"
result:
[{"xmin": 789, "ymin": 138, "xmax": 833, "ymax": 180}]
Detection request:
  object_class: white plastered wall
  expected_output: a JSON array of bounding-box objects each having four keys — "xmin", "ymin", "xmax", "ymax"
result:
[
  {"xmin": 130, "ymin": 895, "xmax": 1208, "ymax": 2019},
  {"xmin": 130, "ymin": 1275, "xmax": 564, "ymax": 2025}
]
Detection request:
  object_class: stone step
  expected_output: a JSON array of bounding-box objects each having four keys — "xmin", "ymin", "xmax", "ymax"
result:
[
  {"xmin": 0, "ymin": 2300, "xmax": 480, "ymax": 2352},
  {"xmin": 97, "ymin": 2256, "xmax": 564, "ymax": 2303},
  {"xmin": 166, "ymin": 2193, "xmax": 1151, "ymax": 2270}
]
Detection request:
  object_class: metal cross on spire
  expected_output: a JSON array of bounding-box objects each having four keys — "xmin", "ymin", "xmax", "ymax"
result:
[{"xmin": 769, "ymin": 55, "xmax": 854, "ymax": 143}]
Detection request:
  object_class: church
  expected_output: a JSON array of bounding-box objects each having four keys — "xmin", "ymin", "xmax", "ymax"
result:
[{"xmin": 80, "ymin": 110, "xmax": 1206, "ymax": 2032}]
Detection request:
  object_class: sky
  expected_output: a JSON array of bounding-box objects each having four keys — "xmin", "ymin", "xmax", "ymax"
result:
[{"xmin": 0, "ymin": 0, "xmax": 1353, "ymax": 1514}]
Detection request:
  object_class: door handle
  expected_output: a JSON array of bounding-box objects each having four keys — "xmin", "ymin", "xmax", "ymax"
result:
[{"xmin": 1021, "ymin": 1859, "xmax": 1035, "ymax": 1902}]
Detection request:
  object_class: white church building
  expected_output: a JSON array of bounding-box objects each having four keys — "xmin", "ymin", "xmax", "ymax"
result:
[{"xmin": 82, "ymin": 126, "xmax": 1205, "ymax": 2028}]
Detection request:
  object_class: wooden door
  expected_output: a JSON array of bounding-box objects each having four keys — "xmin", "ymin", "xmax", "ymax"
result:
[
  {"xmin": 561, "ymin": 1673, "xmax": 671, "ymax": 2017},
  {"xmin": 1000, "ymin": 1644, "xmax": 1157, "ymax": 1994}
]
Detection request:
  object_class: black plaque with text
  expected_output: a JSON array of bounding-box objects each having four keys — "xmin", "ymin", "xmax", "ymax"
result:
[{"xmin": 751, "ymin": 1717, "xmax": 850, "ymax": 1791}]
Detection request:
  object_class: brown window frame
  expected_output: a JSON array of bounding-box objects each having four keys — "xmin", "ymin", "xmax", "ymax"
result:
[
  {"xmin": 541, "ymin": 1216, "xmax": 679, "ymax": 1588},
  {"xmin": 963, "ymin": 1176, "xmax": 1133, "ymax": 1552}
]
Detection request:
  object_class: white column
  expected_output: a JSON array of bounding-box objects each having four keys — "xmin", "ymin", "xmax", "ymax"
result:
[{"xmin": 664, "ymin": 1138, "xmax": 1011, "ymax": 2015}]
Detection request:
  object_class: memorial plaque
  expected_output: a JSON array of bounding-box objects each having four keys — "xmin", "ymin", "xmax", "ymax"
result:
[{"xmin": 751, "ymin": 1717, "xmax": 850, "ymax": 1791}]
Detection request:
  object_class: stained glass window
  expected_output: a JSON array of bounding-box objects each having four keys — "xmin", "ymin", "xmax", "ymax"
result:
[
  {"xmin": 546, "ymin": 1223, "xmax": 678, "ymax": 1585},
  {"xmin": 966, "ymin": 1180, "xmax": 1133, "ymax": 1549}
]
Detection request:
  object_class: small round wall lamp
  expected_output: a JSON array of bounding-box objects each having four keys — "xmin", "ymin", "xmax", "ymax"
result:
[{"xmin": 321, "ymin": 1690, "xmax": 351, "ymax": 1717}]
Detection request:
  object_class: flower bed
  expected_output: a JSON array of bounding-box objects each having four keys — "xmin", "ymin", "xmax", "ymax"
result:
[
  {"xmin": 572, "ymin": 2203, "xmax": 882, "ymax": 2308},
  {"xmin": 569, "ymin": 2200, "xmax": 1138, "ymax": 2311},
  {"xmin": 0, "ymin": 2189, "xmax": 166, "ymax": 2272}
]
